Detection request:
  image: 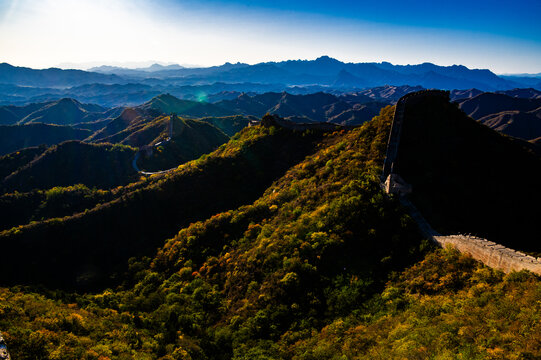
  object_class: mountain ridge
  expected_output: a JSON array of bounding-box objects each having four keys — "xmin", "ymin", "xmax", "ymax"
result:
[{"xmin": 2, "ymin": 57, "xmax": 536, "ymax": 91}]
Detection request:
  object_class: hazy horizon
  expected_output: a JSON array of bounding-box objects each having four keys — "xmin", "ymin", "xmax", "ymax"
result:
[
  {"xmin": 1, "ymin": 0, "xmax": 540, "ymax": 74},
  {"xmin": 0, "ymin": 56, "xmax": 538, "ymax": 77},
  {"xmin": 55, "ymin": 58, "xmax": 541, "ymax": 76}
]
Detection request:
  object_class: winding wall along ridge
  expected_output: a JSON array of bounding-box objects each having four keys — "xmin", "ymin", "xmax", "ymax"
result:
[
  {"xmin": 384, "ymin": 90, "xmax": 541, "ymax": 275},
  {"xmin": 132, "ymin": 114, "xmax": 177, "ymax": 175}
]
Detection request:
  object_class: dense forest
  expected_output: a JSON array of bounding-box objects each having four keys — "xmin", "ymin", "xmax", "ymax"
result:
[
  {"xmin": 1, "ymin": 141, "xmax": 138, "ymax": 193},
  {"xmin": 0, "ymin": 105, "xmax": 539, "ymax": 359},
  {"xmin": 0, "ymin": 119, "xmax": 332, "ymax": 289},
  {"xmin": 0, "ymin": 123, "xmax": 91, "ymax": 155}
]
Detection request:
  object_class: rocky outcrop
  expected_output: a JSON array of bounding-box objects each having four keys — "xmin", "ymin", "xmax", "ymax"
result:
[
  {"xmin": 384, "ymin": 173, "xmax": 412, "ymax": 196},
  {"xmin": 0, "ymin": 332, "xmax": 11, "ymax": 360}
]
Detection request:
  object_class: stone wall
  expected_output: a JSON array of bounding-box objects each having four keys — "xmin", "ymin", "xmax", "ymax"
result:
[
  {"xmin": 434, "ymin": 235, "xmax": 541, "ymax": 275},
  {"xmin": 383, "ymin": 90, "xmax": 541, "ymax": 276},
  {"xmin": 382, "ymin": 90, "xmax": 449, "ymax": 181}
]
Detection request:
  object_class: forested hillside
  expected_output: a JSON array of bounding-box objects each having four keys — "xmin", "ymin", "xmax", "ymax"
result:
[
  {"xmin": 0, "ymin": 120, "xmax": 333, "ymax": 289},
  {"xmin": 0, "ymin": 123, "xmax": 91, "ymax": 155},
  {"xmin": 198, "ymin": 115, "xmax": 257, "ymax": 136},
  {"xmin": 1, "ymin": 141, "xmax": 138, "ymax": 192},
  {"xmin": 0, "ymin": 145, "xmax": 47, "ymax": 179},
  {"xmin": 137, "ymin": 117, "xmax": 229, "ymax": 172},
  {"xmin": 1, "ymin": 106, "xmax": 539, "ymax": 359}
]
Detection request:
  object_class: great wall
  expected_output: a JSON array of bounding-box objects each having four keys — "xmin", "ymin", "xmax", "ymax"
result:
[
  {"xmin": 383, "ymin": 90, "xmax": 541, "ymax": 275},
  {"xmin": 132, "ymin": 114, "xmax": 178, "ymax": 175}
]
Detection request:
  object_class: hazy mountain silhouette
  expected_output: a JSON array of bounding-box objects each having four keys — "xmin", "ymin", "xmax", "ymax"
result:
[
  {"xmin": 350, "ymin": 85, "xmax": 425, "ymax": 103},
  {"xmin": 333, "ymin": 70, "xmax": 367, "ymax": 88},
  {"xmin": 0, "ymin": 63, "xmax": 124, "ymax": 87},
  {"xmin": 477, "ymin": 107, "xmax": 541, "ymax": 141},
  {"xmin": 497, "ymin": 88, "xmax": 541, "ymax": 99},
  {"xmin": 17, "ymin": 98, "xmax": 107, "ymax": 125},
  {"xmin": 0, "ymin": 98, "xmax": 120, "ymax": 126},
  {"xmin": 0, "ymin": 101, "xmax": 47, "ymax": 125},
  {"xmin": 215, "ymin": 91, "xmax": 390, "ymax": 124},
  {"xmin": 2, "ymin": 57, "xmax": 534, "ymax": 91},
  {"xmin": 456, "ymin": 93, "xmax": 541, "ymax": 141},
  {"xmin": 458, "ymin": 93, "xmax": 541, "ymax": 119},
  {"xmin": 450, "ymin": 88, "xmax": 484, "ymax": 101},
  {"xmin": 450, "ymin": 88, "xmax": 541, "ymax": 102},
  {"xmin": 142, "ymin": 93, "xmax": 235, "ymax": 117}
]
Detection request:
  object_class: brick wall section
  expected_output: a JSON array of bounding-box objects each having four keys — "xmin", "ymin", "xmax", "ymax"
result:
[
  {"xmin": 434, "ymin": 235, "xmax": 541, "ymax": 274},
  {"xmin": 384, "ymin": 90, "xmax": 541, "ymax": 275}
]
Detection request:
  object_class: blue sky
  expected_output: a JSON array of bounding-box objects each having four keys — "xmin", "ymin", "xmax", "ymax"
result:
[{"xmin": 0, "ymin": 0, "xmax": 540, "ymax": 73}]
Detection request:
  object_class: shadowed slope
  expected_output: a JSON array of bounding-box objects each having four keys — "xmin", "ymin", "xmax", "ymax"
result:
[
  {"xmin": 395, "ymin": 94, "xmax": 541, "ymax": 252},
  {"xmin": 0, "ymin": 123, "xmax": 91, "ymax": 155},
  {"xmin": 137, "ymin": 117, "xmax": 229, "ymax": 172},
  {"xmin": 478, "ymin": 107, "xmax": 541, "ymax": 140},
  {"xmin": 18, "ymin": 98, "xmax": 107, "ymax": 125},
  {"xmin": 0, "ymin": 124, "xmax": 333, "ymax": 289},
  {"xmin": 1, "ymin": 141, "xmax": 138, "ymax": 192},
  {"xmin": 459, "ymin": 93, "xmax": 541, "ymax": 119}
]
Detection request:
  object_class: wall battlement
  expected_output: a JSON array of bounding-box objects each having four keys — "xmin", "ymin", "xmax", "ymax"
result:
[{"xmin": 434, "ymin": 235, "xmax": 541, "ymax": 274}]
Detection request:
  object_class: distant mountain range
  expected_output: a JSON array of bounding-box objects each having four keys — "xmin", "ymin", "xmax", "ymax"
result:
[
  {"xmin": 0, "ymin": 91, "xmax": 390, "ymax": 129},
  {"xmin": 2, "ymin": 58, "xmax": 541, "ymax": 107},
  {"xmin": 456, "ymin": 91, "xmax": 541, "ymax": 140},
  {"xmin": 85, "ymin": 57, "xmax": 537, "ymax": 91},
  {"xmin": 0, "ymin": 97, "xmax": 121, "ymax": 126},
  {"xmin": 2, "ymin": 85, "xmax": 541, "ymax": 151},
  {"xmin": 0, "ymin": 63, "xmax": 123, "ymax": 87}
]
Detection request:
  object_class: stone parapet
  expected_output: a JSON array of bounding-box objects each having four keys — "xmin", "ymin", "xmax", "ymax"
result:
[{"xmin": 434, "ymin": 235, "xmax": 541, "ymax": 275}]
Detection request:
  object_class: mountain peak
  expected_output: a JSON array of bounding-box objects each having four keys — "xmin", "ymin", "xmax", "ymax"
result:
[
  {"xmin": 315, "ymin": 55, "xmax": 341, "ymax": 64},
  {"xmin": 149, "ymin": 93, "xmax": 182, "ymax": 106},
  {"xmin": 143, "ymin": 63, "xmax": 184, "ymax": 71},
  {"xmin": 57, "ymin": 97, "xmax": 81, "ymax": 105}
]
